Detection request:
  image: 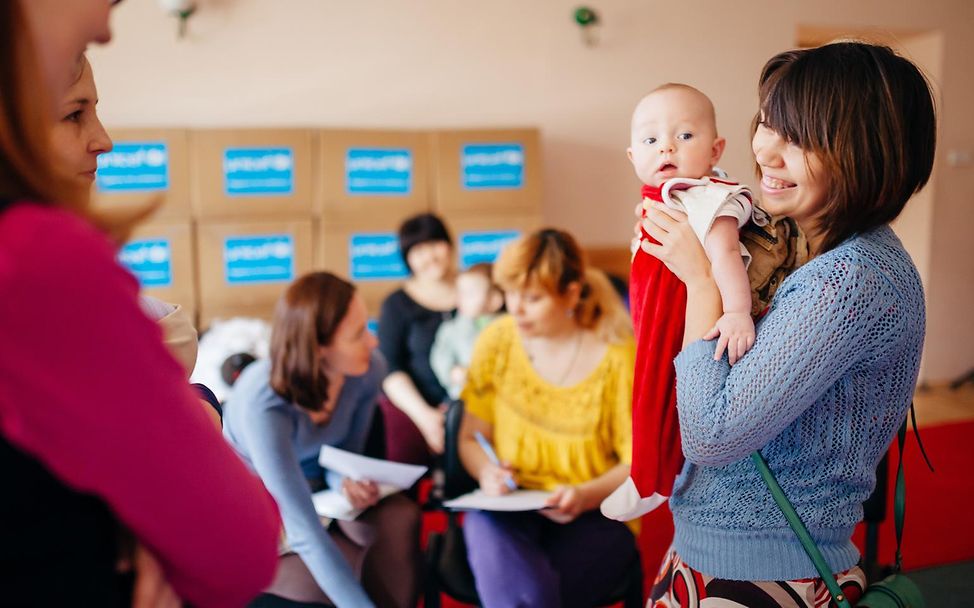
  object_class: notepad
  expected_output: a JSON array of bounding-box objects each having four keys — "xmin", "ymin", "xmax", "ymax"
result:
[
  {"xmin": 317, "ymin": 445, "xmax": 428, "ymax": 488},
  {"xmin": 311, "ymin": 483, "xmax": 401, "ymax": 521},
  {"xmin": 443, "ymin": 489, "xmax": 554, "ymax": 512}
]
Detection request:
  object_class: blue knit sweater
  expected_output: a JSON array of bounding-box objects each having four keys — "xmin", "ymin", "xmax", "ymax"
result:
[{"xmin": 671, "ymin": 225, "xmax": 924, "ymax": 581}]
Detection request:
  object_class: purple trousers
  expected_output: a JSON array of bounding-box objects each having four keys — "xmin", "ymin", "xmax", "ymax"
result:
[{"xmin": 462, "ymin": 510, "xmax": 638, "ymax": 608}]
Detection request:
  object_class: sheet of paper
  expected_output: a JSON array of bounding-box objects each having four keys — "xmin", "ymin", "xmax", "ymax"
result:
[
  {"xmin": 311, "ymin": 483, "xmax": 400, "ymax": 521},
  {"xmin": 443, "ymin": 489, "xmax": 554, "ymax": 512},
  {"xmin": 317, "ymin": 445, "xmax": 427, "ymax": 489}
]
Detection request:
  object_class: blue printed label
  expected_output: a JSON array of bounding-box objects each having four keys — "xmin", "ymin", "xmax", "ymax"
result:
[
  {"xmin": 461, "ymin": 143, "xmax": 524, "ymax": 190},
  {"xmin": 223, "ymin": 147, "xmax": 294, "ymax": 196},
  {"xmin": 459, "ymin": 230, "xmax": 521, "ymax": 268},
  {"xmin": 119, "ymin": 239, "xmax": 173, "ymax": 288},
  {"xmin": 96, "ymin": 142, "xmax": 169, "ymax": 193},
  {"xmin": 346, "ymin": 148, "xmax": 413, "ymax": 195},
  {"xmin": 349, "ymin": 233, "xmax": 408, "ymax": 281},
  {"xmin": 223, "ymin": 235, "xmax": 295, "ymax": 284}
]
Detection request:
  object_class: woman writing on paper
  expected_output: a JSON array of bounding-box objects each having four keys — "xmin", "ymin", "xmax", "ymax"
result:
[
  {"xmin": 223, "ymin": 272, "xmax": 421, "ymax": 608},
  {"xmin": 457, "ymin": 228, "xmax": 639, "ymax": 607}
]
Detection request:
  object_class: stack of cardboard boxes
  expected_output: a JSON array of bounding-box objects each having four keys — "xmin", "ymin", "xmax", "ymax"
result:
[
  {"xmin": 95, "ymin": 129, "xmax": 197, "ymax": 320},
  {"xmin": 96, "ymin": 127, "xmax": 543, "ymax": 330},
  {"xmin": 430, "ymin": 128, "xmax": 543, "ymax": 277},
  {"xmin": 191, "ymin": 129, "xmax": 315, "ymax": 328}
]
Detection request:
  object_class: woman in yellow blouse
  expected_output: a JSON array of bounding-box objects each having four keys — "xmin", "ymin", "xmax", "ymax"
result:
[{"xmin": 458, "ymin": 228, "xmax": 638, "ymax": 608}]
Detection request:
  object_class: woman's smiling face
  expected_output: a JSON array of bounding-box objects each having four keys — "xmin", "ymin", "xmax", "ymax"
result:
[{"xmin": 752, "ymin": 121, "xmax": 829, "ymax": 230}]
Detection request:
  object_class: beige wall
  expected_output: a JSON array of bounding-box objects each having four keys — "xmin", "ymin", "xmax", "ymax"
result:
[{"xmin": 89, "ymin": 0, "xmax": 974, "ymax": 382}]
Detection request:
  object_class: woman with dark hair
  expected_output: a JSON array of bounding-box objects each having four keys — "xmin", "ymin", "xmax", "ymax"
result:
[
  {"xmin": 640, "ymin": 42, "xmax": 935, "ymax": 606},
  {"xmin": 0, "ymin": 2, "xmax": 280, "ymax": 606},
  {"xmin": 377, "ymin": 212, "xmax": 457, "ymax": 461},
  {"xmin": 223, "ymin": 272, "xmax": 421, "ymax": 608},
  {"xmin": 458, "ymin": 228, "xmax": 638, "ymax": 607}
]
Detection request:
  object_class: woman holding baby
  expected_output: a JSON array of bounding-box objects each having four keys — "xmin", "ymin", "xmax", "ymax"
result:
[{"xmin": 642, "ymin": 42, "xmax": 935, "ymax": 606}]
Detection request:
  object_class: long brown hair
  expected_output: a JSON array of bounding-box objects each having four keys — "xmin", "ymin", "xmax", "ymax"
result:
[
  {"xmin": 493, "ymin": 228, "xmax": 631, "ymax": 344},
  {"xmin": 0, "ymin": 4, "xmax": 150, "ymax": 239},
  {"xmin": 270, "ymin": 272, "xmax": 356, "ymax": 412},
  {"xmin": 755, "ymin": 41, "xmax": 936, "ymax": 253},
  {"xmin": 0, "ymin": 2, "xmax": 84, "ymax": 211}
]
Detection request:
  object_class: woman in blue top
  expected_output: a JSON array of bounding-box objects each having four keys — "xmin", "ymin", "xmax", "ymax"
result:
[
  {"xmin": 224, "ymin": 272, "xmax": 421, "ymax": 608},
  {"xmin": 637, "ymin": 42, "xmax": 936, "ymax": 606}
]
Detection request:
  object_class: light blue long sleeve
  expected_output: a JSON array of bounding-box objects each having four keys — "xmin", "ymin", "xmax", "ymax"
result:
[
  {"xmin": 223, "ymin": 354, "xmax": 387, "ymax": 608},
  {"xmin": 669, "ymin": 226, "xmax": 924, "ymax": 581}
]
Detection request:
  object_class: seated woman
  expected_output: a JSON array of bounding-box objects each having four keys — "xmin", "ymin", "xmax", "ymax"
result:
[
  {"xmin": 458, "ymin": 228, "xmax": 639, "ymax": 608},
  {"xmin": 223, "ymin": 272, "xmax": 421, "ymax": 608},
  {"xmin": 378, "ymin": 212, "xmax": 457, "ymax": 462}
]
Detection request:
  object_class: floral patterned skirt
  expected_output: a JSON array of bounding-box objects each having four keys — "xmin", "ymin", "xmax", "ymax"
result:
[{"xmin": 649, "ymin": 548, "xmax": 866, "ymax": 608}]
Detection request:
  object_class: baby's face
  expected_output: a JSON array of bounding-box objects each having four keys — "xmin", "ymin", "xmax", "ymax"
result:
[
  {"xmin": 628, "ymin": 87, "xmax": 724, "ymax": 187},
  {"xmin": 456, "ymin": 273, "xmax": 495, "ymax": 318}
]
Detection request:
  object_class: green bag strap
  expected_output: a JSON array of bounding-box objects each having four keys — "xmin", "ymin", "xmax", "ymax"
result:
[
  {"xmin": 751, "ymin": 451, "xmax": 854, "ymax": 608},
  {"xmin": 754, "ymin": 401, "xmax": 931, "ymax": 607}
]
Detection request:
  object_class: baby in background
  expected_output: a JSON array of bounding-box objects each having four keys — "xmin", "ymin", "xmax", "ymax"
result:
[
  {"xmin": 629, "ymin": 83, "xmax": 767, "ymax": 361},
  {"xmin": 430, "ymin": 263, "xmax": 504, "ymax": 400}
]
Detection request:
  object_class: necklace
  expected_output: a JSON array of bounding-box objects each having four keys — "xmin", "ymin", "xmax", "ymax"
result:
[{"xmin": 527, "ymin": 330, "xmax": 584, "ymax": 386}]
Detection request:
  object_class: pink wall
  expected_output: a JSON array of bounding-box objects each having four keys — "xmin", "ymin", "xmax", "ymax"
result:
[{"xmin": 90, "ymin": 0, "xmax": 974, "ymax": 383}]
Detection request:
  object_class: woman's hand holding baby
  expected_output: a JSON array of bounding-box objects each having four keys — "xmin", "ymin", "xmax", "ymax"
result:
[{"xmin": 640, "ymin": 203, "xmax": 712, "ymax": 288}]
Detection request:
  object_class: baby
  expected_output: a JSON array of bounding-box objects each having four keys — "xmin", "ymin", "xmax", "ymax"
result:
[
  {"xmin": 604, "ymin": 83, "xmax": 774, "ymax": 521},
  {"xmin": 630, "ymin": 83, "xmax": 767, "ymax": 359},
  {"xmin": 430, "ymin": 263, "xmax": 503, "ymax": 400}
]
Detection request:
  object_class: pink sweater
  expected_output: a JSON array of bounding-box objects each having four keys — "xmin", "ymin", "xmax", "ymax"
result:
[{"xmin": 0, "ymin": 203, "xmax": 281, "ymax": 607}]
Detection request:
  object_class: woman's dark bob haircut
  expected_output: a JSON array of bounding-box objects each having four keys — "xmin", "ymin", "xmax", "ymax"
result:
[
  {"xmin": 756, "ymin": 41, "xmax": 936, "ymax": 253},
  {"xmin": 398, "ymin": 213, "xmax": 452, "ymax": 272}
]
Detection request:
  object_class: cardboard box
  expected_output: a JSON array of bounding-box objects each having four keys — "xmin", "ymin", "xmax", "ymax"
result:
[
  {"xmin": 316, "ymin": 215, "xmax": 405, "ymax": 318},
  {"xmin": 430, "ymin": 128, "xmax": 543, "ymax": 215},
  {"xmin": 196, "ymin": 219, "xmax": 314, "ymax": 311},
  {"xmin": 118, "ymin": 221, "xmax": 196, "ymax": 317},
  {"xmin": 190, "ymin": 129, "xmax": 314, "ymax": 220},
  {"xmin": 448, "ymin": 213, "xmax": 543, "ymax": 270},
  {"xmin": 317, "ymin": 130, "xmax": 431, "ymax": 221},
  {"xmin": 93, "ymin": 129, "xmax": 191, "ymax": 221}
]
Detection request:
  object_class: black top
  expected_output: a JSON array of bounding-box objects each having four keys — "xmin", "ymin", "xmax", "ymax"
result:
[
  {"xmin": 0, "ymin": 434, "xmax": 131, "ymax": 606},
  {"xmin": 377, "ymin": 288, "xmax": 454, "ymax": 406}
]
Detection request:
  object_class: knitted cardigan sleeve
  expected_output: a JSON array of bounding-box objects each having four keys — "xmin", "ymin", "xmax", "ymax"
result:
[{"xmin": 673, "ymin": 252, "xmax": 903, "ymax": 467}]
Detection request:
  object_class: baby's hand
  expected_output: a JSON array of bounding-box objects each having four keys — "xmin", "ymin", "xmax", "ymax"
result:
[
  {"xmin": 705, "ymin": 312, "xmax": 755, "ymax": 365},
  {"xmin": 449, "ymin": 365, "xmax": 467, "ymax": 389}
]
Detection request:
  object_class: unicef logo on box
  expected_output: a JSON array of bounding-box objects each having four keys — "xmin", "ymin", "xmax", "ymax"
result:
[
  {"xmin": 349, "ymin": 233, "xmax": 408, "ymax": 281},
  {"xmin": 459, "ymin": 230, "xmax": 521, "ymax": 268},
  {"xmin": 223, "ymin": 147, "xmax": 294, "ymax": 196},
  {"xmin": 461, "ymin": 143, "xmax": 524, "ymax": 190},
  {"xmin": 96, "ymin": 142, "xmax": 169, "ymax": 193},
  {"xmin": 223, "ymin": 235, "xmax": 295, "ymax": 284},
  {"xmin": 346, "ymin": 148, "xmax": 413, "ymax": 195},
  {"xmin": 119, "ymin": 239, "xmax": 172, "ymax": 288}
]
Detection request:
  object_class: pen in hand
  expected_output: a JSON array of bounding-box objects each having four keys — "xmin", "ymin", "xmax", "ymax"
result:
[{"xmin": 473, "ymin": 430, "xmax": 517, "ymax": 492}]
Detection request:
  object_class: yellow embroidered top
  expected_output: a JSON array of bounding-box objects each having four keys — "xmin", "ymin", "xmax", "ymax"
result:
[{"xmin": 461, "ymin": 315, "xmax": 635, "ymax": 492}]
